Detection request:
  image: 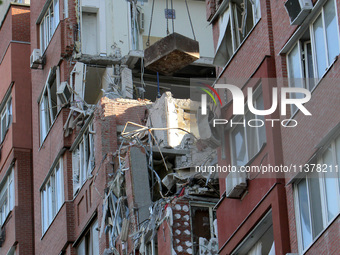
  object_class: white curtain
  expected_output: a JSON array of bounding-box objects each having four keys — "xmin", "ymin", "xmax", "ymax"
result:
[{"xmin": 247, "ymin": 241, "xmax": 262, "ymax": 255}]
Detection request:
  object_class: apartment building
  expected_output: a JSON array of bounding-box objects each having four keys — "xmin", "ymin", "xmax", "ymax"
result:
[
  {"xmin": 0, "ymin": 2, "xmax": 33, "ymax": 254},
  {"xmin": 207, "ymin": 0, "xmax": 340, "ymax": 254},
  {"xmin": 29, "ymin": 0, "xmax": 217, "ymax": 254}
]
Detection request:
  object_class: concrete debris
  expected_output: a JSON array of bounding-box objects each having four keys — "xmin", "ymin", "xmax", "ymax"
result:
[
  {"xmin": 97, "ymin": 93, "xmax": 219, "ymax": 254},
  {"xmin": 199, "ymin": 237, "xmax": 219, "ymax": 255}
]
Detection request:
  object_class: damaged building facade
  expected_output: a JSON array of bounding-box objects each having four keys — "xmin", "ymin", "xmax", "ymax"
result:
[
  {"xmin": 207, "ymin": 0, "xmax": 340, "ymax": 254},
  {"xmin": 28, "ymin": 0, "xmax": 219, "ymax": 254}
]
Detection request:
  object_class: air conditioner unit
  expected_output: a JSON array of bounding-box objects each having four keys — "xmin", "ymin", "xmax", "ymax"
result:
[
  {"xmin": 30, "ymin": 49, "xmax": 42, "ymax": 69},
  {"xmin": 57, "ymin": 82, "xmax": 72, "ymax": 104},
  {"xmin": 284, "ymin": 0, "xmax": 313, "ymax": 25},
  {"xmin": 225, "ymin": 171, "xmax": 247, "ymax": 199},
  {"xmin": 138, "ymin": 9, "xmax": 145, "ymax": 31}
]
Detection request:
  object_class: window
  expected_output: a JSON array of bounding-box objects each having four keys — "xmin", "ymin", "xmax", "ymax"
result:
[
  {"xmin": 232, "ymin": 210, "xmax": 274, "ymax": 255},
  {"xmin": 72, "ymin": 122, "xmax": 95, "ymax": 195},
  {"xmin": 0, "ymin": 168, "xmax": 14, "ymax": 225},
  {"xmin": 40, "ymin": 0, "xmax": 60, "ymax": 52},
  {"xmin": 0, "ymin": 96, "xmax": 12, "ymax": 143},
  {"xmin": 287, "ymin": 0, "xmax": 340, "ymax": 113},
  {"xmin": 294, "ymin": 134, "xmax": 340, "ymax": 252},
  {"xmin": 214, "ymin": 0, "xmax": 261, "ymax": 67},
  {"xmin": 191, "ymin": 204, "xmax": 217, "ymax": 255},
  {"xmin": 63, "ymin": 0, "xmax": 68, "ymax": 18},
  {"xmin": 230, "ymin": 86, "xmax": 266, "ymax": 166},
  {"xmin": 77, "ymin": 220, "xmax": 99, "ymax": 255},
  {"xmin": 41, "ymin": 159, "xmax": 63, "ymax": 233},
  {"xmin": 39, "ymin": 68, "xmax": 58, "ymax": 144}
]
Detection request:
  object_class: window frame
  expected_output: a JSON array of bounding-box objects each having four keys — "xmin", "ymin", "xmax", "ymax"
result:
[
  {"xmin": 286, "ymin": 0, "xmax": 340, "ymax": 115},
  {"xmin": 214, "ymin": 0, "xmax": 261, "ymax": 67},
  {"xmin": 41, "ymin": 157, "xmax": 64, "ymax": 235},
  {"xmin": 0, "ymin": 167, "xmax": 14, "ymax": 226},
  {"xmin": 294, "ymin": 135, "xmax": 340, "ymax": 253},
  {"xmin": 76, "ymin": 219, "xmax": 99, "ymax": 255},
  {"xmin": 231, "ymin": 210, "xmax": 274, "ymax": 255},
  {"xmin": 0, "ymin": 96, "xmax": 12, "ymax": 143},
  {"xmin": 40, "ymin": 0, "xmax": 60, "ymax": 52},
  {"xmin": 72, "ymin": 119, "xmax": 95, "ymax": 196},
  {"xmin": 39, "ymin": 67, "xmax": 60, "ymax": 145},
  {"xmin": 229, "ymin": 85, "xmax": 266, "ymax": 167},
  {"xmin": 189, "ymin": 202, "xmax": 216, "ymax": 255}
]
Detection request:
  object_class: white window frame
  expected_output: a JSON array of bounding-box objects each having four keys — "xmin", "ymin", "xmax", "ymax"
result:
[
  {"xmin": 214, "ymin": 0, "xmax": 261, "ymax": 67},
  {"xmin": 63, "ymin": 0, "xmax": 68, "ymax": 19},
  {"xmin": 190, "ymin": 202, "xmax": 216, "ymax": 255},
  {"xmin": 41, "ymin": 158, "xmax": 64, "ymax": 234},
  {"xmin": 294, "ymin": 135, "xmax": 340, "ymax": 253},
  {"xmin": 77, "ymin": 219, "xmax": 99, "ymax": 255},
  {"xmin": 0, "ymin": 96, "xmax": 12, "ymax": 143},
  {"xmin": 72, "ymin": 121, "xmax": 95, "ymax": 196},
  {"xmin": 40, "ymin": 0, "xmax": 60, "ymax": 52},
  {"xmin": 231, "ymin": 210, "xmax": 274, "ymax": 255},
  {"xmin": 39, "ymin": 67, "xmax": 60, "ymax": 145},
  {"xmin": 287, "ymin": 0, "xmax": 340, "ymax": 115},
  {"xmin": 0, "ymin": 168, "xmax": 14, "ymax": 226},
  {"xmin": 229, "ymin": 85, "xmax": 266, "ymax": 167}
]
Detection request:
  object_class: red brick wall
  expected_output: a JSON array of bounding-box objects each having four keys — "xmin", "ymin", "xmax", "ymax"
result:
[{"xmin": 11, "ymin": 6, "xmax": 30, "ymax": 43}]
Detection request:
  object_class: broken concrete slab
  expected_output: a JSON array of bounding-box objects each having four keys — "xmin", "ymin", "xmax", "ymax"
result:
[{"xmin": 144, "ymin": 33, "xmax": 200, "ymax": 76}]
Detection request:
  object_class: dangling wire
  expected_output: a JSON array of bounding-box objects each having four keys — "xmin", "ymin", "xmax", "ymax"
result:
[
  {"xmin": 185, "ymin": 0, "xmax": 196, "ymax": 40},
  {"xmin": 146, "ymin": 0, "xmax": 155, "ymax": 47},
  {"xmin": 166, "ymin": 0, "xmax": 169, "ymax": 35},
  {"xmin": 170, "ymin": 0, "xmax": 175, "ymax": 34}
]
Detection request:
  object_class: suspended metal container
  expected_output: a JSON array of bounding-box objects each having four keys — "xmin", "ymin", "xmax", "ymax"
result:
[{"xmin": 144, "ymin": 33, "xmax": 200, "ymax": 76}]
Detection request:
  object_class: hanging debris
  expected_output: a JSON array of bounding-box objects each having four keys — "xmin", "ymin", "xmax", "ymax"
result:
[{"xmin": 144, "ymin": 33, "xmax": 200, "ymax": 76}]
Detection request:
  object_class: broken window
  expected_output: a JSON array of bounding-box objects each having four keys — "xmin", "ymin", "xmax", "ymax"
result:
[
  {"xmin": 0, "ymin": 168, "xmax": 14, "ymax": 225},
  {"xmin": 71, "ymin": 63, "xmax": 105, "ymax": 106},
  {"xmin": 0, "ymin": 96, "xmax": 12, "ymax": 142},
  {"xmin": 214, "ymin": 0, "xmax": 261, "ymax": 67},
  {"xmin": 107, "ymin": 192, "xmax": 129, "ymax": 247},
  {"xmin": 41, "ymin": 158, "xmax": 64, "ymax": 233},
  {"xmin": 232, "ymin": 210, "xmax": 274, "ymax": 255},
  {"xmin": 40, "ymin": 0, "xmax": 60, "ymax": 52},
  {"xmin": 287, "ymin": 0, "xmax": 339, "ymax": 114},
  {"xmin": 39, "ymin": 67, "xmax": 59, "ymax": 144},
  {"xmin": 191, "ymin": 204, "xmax": 217, "ymax": 255},
  {"xmin": 230, "ymin": 85, "xmax": 266, "ymax": 166},
  {"xmin": 72, "ymin": 121, "xmax": 95, "ymax": 195},
  {"xmin": 77, "ymin": 219, "xmax": 100, "ymax": 255}
]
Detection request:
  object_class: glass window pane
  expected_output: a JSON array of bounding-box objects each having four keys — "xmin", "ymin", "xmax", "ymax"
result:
[
  {"xmin": 297, "ymin": 178, "xmax": 312, "ymax": 249},
  {"xmin": 47, "ymin": 182, "xmax": 53, "ymax": 224},
  {"xmin": 308, "ymin": 173, "xmax": 323, "ymax": 238},
  {"xmin": 246, "ymin": 110, "xmax": 258, "ymax": 159},
  {"xmin": 313, "ymin": 15, "xmax": 328, "ymax": 77},
  {"xmin": 255, "ymin": 93, "xmax": 266, "ymax": 147},
  {"xmin": 324, "ymin": 0, "xmax": 339, "ymax": 64},
  {"xmin": 323, "ymin": 146, "xmax": 340, "ymax": 222},
  {"xmin": 288, "ymin": 43, "xmax": 303, "ymax": 80},
  {"xmin": 43, "ymin": 189, "xmax": 48, "ymax": 232},
  {"xmin": 323, "ymin": 147, "xmax": 339, "ymax": 221},
  {"xmin": 92, "ymin": 220, "xmax": 99, "ymax": 255},
  {"xmin": 305, "ymin": 42, "xmax": 315, "ymax": 91},
  {"xmin": 335, "ymin": 136, "xmax": 340, "ymax": 190},
  {"xmin": 54, "ymin": 0, "xmax": 60, "ymax": 30},
  {"xmin": 77, "ymin": 239, "xmax": 86, "ymax": 255},
  {"xmin": 231, "ymin": 125, "xmax": 247, "ymax": 166}
]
